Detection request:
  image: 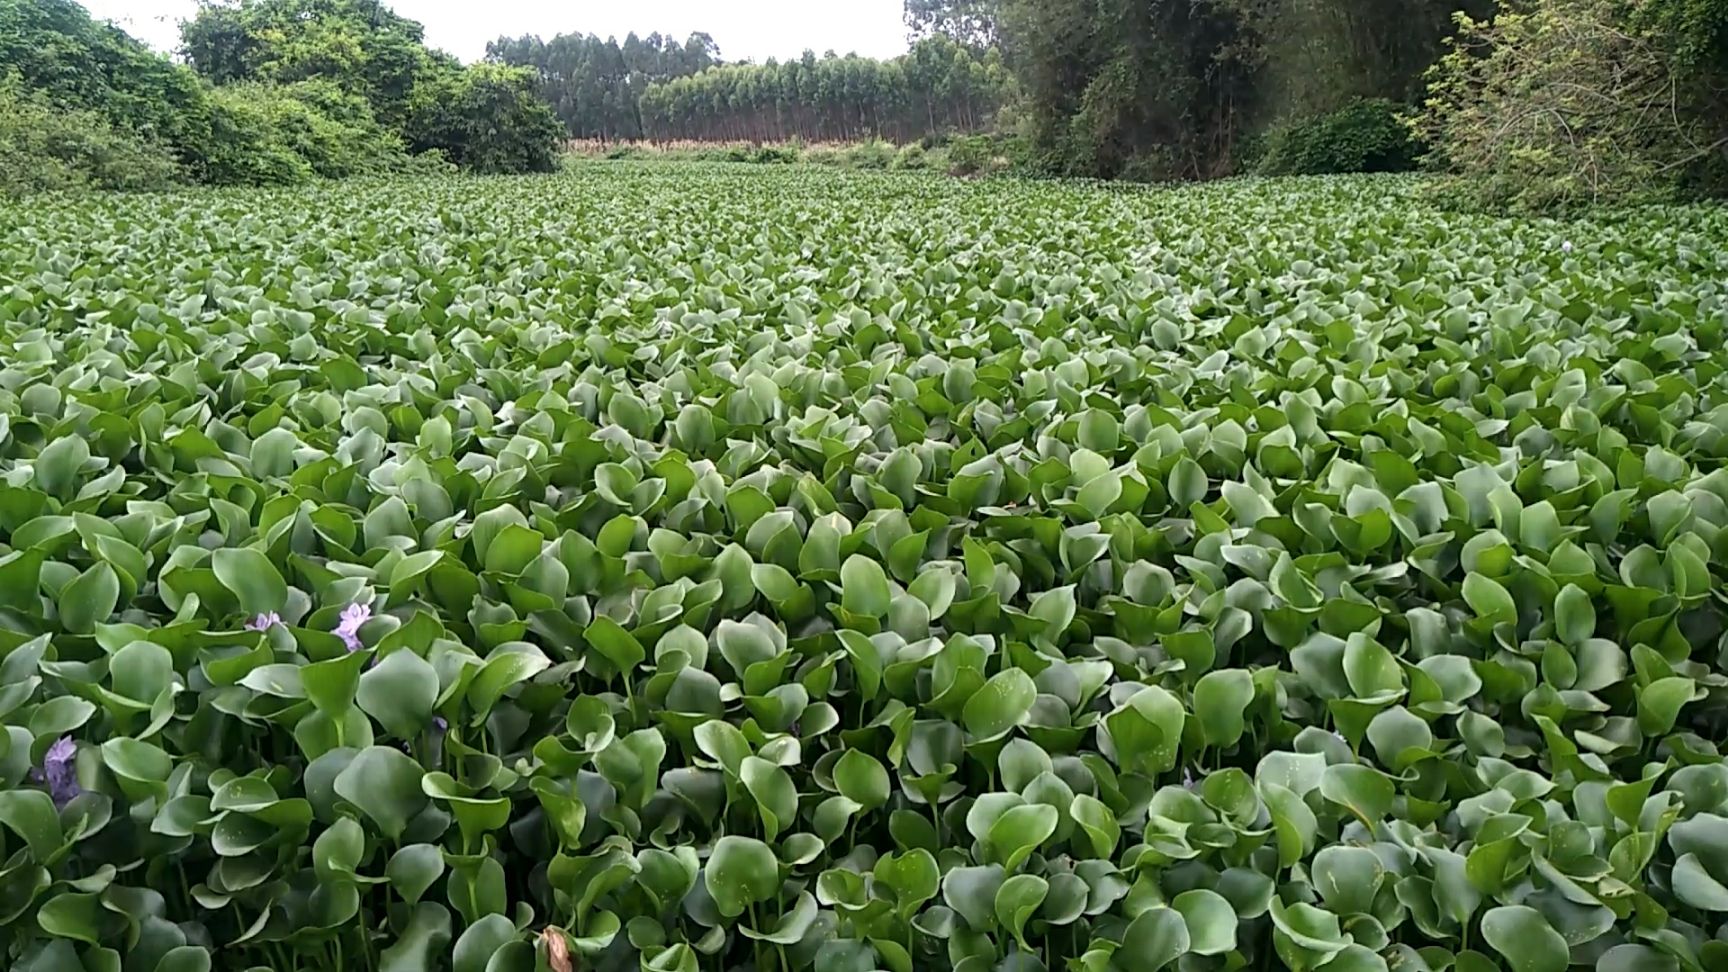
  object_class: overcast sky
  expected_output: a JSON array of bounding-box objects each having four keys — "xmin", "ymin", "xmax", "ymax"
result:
[{"xmin": 80, "ymin": 0, "xmax": 912, "ymax": 64}]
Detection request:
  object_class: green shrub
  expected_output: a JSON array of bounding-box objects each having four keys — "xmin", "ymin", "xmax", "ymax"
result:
[
  {"xmin": 948, "ymin": 134, "xmax": 1016, "ymax": 177},
  {"xmin": 0, "ymin": 74, "xmax": 181, "ymax": 194},
  {"xmin": 837, "ymin": 140, "xmax": 897, "ymax": 170},
  {"xmin": 199, "ymin": 83, "xmax": 408, "ymax": 186},
  {"xmin": 946, "ymin": 134, "xmax": 993, "ymax": 176},
  {"xmin": 804, "ymin": 145, "xmax": 842, "ymax": 166},
  {"xmin": 1256, "ymin": 99, "xmax": 1416, "ymax": 176},
  {"xmin": 892, "ymin": 143, "xmax": 932, "ymax": 170},
  {"xmin": 408, "ymin": 63, "xmax": 564, "ymax": 175},
  {"xmin": 202, "ymin": 85, "xmax": 315, "ymax": 186},
  {"xmin": 751, "ymin": 144, "xmax": 800, "ymax": 165}
]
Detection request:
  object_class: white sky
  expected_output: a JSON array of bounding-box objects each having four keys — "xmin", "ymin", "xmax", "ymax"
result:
[{"xmin": 80, "ymin": 0, "xmax": 912, "ymax": 64}]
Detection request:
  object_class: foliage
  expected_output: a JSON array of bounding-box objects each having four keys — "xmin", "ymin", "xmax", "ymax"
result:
[
  {"xmin": 945, "ymin": 133, "xmax": 1014, "ymax": 176},
  {"xmin": 891, "ymin": 143, "xmax": 933, "ymax": 170},
  {"xmin": 0, "ymin": 74, "xmax": 182, "ymax": 195},
  {"xmin": 405, "ymin": 63, "xmax": 563, "ymax": 175},
  {"xmin": 1000, "ymin": 0, "xmax": 1258, "ymax": 179},
  {"xmin": 1412, "ymin": 0, "xmax": 1728, "ymax": 210},
  {"xmin": 1255, "ymin": 99, "xmax": 1416, "ymax": 176},
  {"xmin": 1223, "ymin": 0, "xmax": 1495, "ymax": 124},
  {"xmin": 182, "ymin": 0, "xmax": 448, "ymax": 130},
  {"xmin": 3, "ymin": 164, "xmax": 1728, "ymax": 972},
  {"xmin": 199, "ymin": 81, "xmax": 407, "ymax": 185},
  {"xmin": 184, "ymin": 0, "xmax": 562, "ymax": 175},
  {"xmin": 1632, "ymin": 0, "xmax": 1728, "ymax": 71},
  {"xmin": 0, "ymin": 0, "xmax": 214, "ymax": 172}
]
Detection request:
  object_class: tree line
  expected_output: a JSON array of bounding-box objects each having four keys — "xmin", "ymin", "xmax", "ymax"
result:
[
  {"xmin": 638, "ymin": 41, "xmax": 1011, "ymax": 144},
  {"xmin": 490, "ymin": 33, "xmax": 1013, "ymax": 145},
  {"xmin": 484, "ymin": 32, "xmax": 722, "ymax": 143}
]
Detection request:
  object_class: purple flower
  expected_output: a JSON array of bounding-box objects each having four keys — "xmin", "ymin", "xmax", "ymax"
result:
[
  {"xmin": 246, "ymin": 612, "xmax": 281, "ymax": 632},
  {"xmin": 334, "ymin": 602, "xmax": 372, "ymax": 652},
  {"xmin": 42, "ymin": 737, "xmax": 80, "ymax": 807},
  {"xmin": 1561, "ymin": 240, "xmax": 1574, "ymax": 254},
  {"xmin": 433, "ymin": 716, "xmax": 448, "ymax": 732}
]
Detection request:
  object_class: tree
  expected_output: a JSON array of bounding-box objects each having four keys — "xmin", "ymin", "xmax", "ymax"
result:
[{"xmin": 904, "ymin": 0, "xmax": 1000, "ymax": 47}]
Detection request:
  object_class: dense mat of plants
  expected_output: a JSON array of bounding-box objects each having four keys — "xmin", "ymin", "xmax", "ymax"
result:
[{"xmin": 1, "ymin": 167, "xmax": 1727, "ymax": 972}]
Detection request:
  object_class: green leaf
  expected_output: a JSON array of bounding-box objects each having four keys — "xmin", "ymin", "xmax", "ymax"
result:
[
  {"xmin": 840, "ymin": 555, "xmax": 891, "ymax": 617},
  {"xmin": 1117, "ymin": 907, "xmax": 1189, "ymax": 971},
  {"xmin": 1070, "ymin": 794, "xmax": 1119, "ymax": 858},
  {"xmin": 380, "ymin": 903, "xmax": 452, "ymax": 972},
  {"xmin": 584, "ymin": 616, "xmax": 645, "ymax": 674},
  {"xmin": 453, "ymin": 913, "xmax": 518, "ymax": 972},
  {"xmin": 0, "ymin": 790, "xmax": 65, "ymax": 862},
  {"xmin": 873, "ymin": 849, "xmax": 939, "ymax": 918},
  {"xmin": 211, "ymin": 548, "xmax": 287, "ymax": 616},
  {"xmin": 1480, "ymin": 905, "xmax": 1569, "ymax": 972},
  {"xmin": 704, "ymin": 836, "xmax": 779, "ymax": 919},
  {"xmin": 1463, "ymin": 572, "xmax": 1516, "ymax": 627},
  {"xmin": 833, "ymin": 749, "xmax": 890, "ymax": 810},
  {"xmin": 1320, "ymin": 763, "xmax": 1394, "ymax": 827},
  {"xmin": 1193, "ymin": 668, "xmax": 1254, "ymax": 747},
  {"xmin": 1554, "ymin": 583, "xmax": 1595, "ymax": 646},
  {"xmin": 58, "ymin": 562, "xmax": 119, "ymax": 634},
  {"xmin": 994, "ymin": 874, "xmax": 1048, "ymax": 948},
  {"xmin": 37, "ymin": 892, "xmax": 105, "ymax": 944},
  {"xmin": 1173, "ymin": 888, "xmax": 1237, "ymax": 956},
  {"xmin": 1638, "ymin": 676, "xmax": 1696, "ymax": 735},
  {"xmin": 942, "ymin": 864, "xmax": 1005, "ymax": 931},
  {"xmin": 962, "ymin": 668, "xmax": 1036, "ymax": 740},
  {"xmin": 356, "ymin": 648, "xmax": 439, "ymax": 739},
  {"xmin": 333, "ymin": 746, "xmax": 428, "ymax": 840},
  {"xmin": 387, "ymin": 844, "xmax": 446, "ymax": 906}
]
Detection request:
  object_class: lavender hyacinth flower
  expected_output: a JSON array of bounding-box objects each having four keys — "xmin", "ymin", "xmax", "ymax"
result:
[
  {"xmin": 246, "ymin": 612, "xmax": 281, "ymax": 632},
  {"xmin": 42, "ymin": 737, "xmax": 81, "ymax": 807},
  {"xmin": 334, "ymin": 603, "xmax": 372, "ymax": 652}
]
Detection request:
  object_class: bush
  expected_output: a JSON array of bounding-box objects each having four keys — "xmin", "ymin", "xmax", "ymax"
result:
[
  {"xmin": 0, "ymin": 0, "xmax": 214, "ymax": 171},
  {"xmin": 948, "ymin": 134, "xmax": 1015, "ymax": 177},
  {"xmin": 892, "ymin": 143, "xmax": 931, "ymax": 170},
  {"xmin": 804, "ymin": 145, "xmax": 842, "ymax": 166},
  {"xmin": 1412, "ymin": 0, "xmax": 1728, "ymax": 210},
  {"xmin": 408, "ymin": 63, "xmax": 563, "ymax": 175},
  {"xmin": 751, "ymin": 144, "xmax": 800, "ymax": 165},
  {"xmin": 199, "ymin": 83, "xmax": 408, "ymax": 186},
  {"xmin": 1255, "ymin": 99, "xmax": 1417, "ymax": 176},
  {"xmin": 0, "ymin": 74, "xmax": 181, "ymax": 194},
  {"xmin": 201, "ymin": 85, "xmax": 315, "ymax": 186},
  {"xmin": 839, "ymin": 140, "xmax": 897, "ymax": 170}
]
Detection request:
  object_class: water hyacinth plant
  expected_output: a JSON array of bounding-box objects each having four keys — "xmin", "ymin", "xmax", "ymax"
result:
[{"xmin": 0, "ymin": 166, "xmax": 1725, "ymax": 972}]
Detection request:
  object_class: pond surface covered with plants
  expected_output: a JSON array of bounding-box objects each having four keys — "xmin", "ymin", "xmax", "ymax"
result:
[{"xmin": 1, "ymin": 167, "xmax": 1727, "ymax": 972}]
